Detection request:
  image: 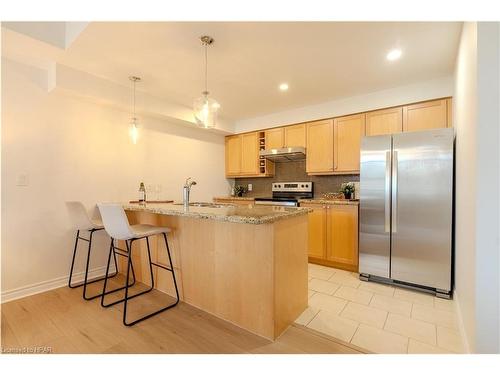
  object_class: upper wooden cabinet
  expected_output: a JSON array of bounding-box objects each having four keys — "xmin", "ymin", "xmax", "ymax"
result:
[
  {"xmin": 446, "ymin": 98, "xmax": 452, "ymax": 128},
  {"xmin": 326, "ymin": 205, "xmax": 359, "ymax": 269},
  {"xmin": 306, "ymin": 119, "xmax": 334, "ymax": 174},
  {"xmin": 225, "ymin": 97, "xmax": 452, "ymax": 177},
  {"xmin": 265, "ymin": 128, "xmax": 284, "ymax": 150},
  {"xmin": 403, "ymin": 99, "xmax": 448, "ymax": 132},
  {"xmin": 333, "ymin": 114, "xmax": 365, "ymax": 173},
  {"xmin": 225, "ymin": 132, "xmax": 263, "ymax": 177},
  {"xmin": 284, "ymin": 124, "xmax": 307, "ymax": 148},
  {"xmin": 365, "ymin": 107, "xmax": 403, "ymax": 136},
  {"xmin": 240, "ymin": 132, "xmax": 260, "ymax": 175},
  {"xmin": 225, "ymin": 135, "xmax": 242, "ymax": 177}
]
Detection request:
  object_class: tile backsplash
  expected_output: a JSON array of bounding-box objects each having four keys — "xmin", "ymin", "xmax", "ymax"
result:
[{"xmin": 234, "ymin": 160, "xmax": 359, "ymax": 198}]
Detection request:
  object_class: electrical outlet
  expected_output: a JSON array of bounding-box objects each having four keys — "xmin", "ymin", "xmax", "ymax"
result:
[
  {"xmin": 248, "ymin": 184, "xmax": 253, "ymax": 192},
  {"xmin": 16, "ymin": 174, "xmax": 29, "ymax": 186}
]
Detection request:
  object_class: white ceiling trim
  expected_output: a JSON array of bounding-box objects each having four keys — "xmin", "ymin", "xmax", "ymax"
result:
[
  {"xmin": 51, "ymin": 64, "xmax": 235, "ymax": 134},
  {"xmin": 2, "ymin": 22, "xmax": 89, "ymax": 49},
  {"xmin": 2, "ymin": 55, "xmax": 235, "ymax": 134}
]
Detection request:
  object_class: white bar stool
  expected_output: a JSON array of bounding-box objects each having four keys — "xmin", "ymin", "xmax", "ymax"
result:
[
  {"xmin": 66, "ymin": 201, "xmax": 136, "ymax": 300},
  {"xmin": 97, "ymin": 203, "xmax": 179, "ymax": 326}
]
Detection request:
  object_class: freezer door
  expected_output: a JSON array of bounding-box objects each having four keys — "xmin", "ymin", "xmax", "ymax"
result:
[
  {"xmin": 359, "ymin": 135, "xmax": 392, "ymax": 278},
  {"xmin": 391, "ymin": 128, "xmax": 453, "ymax": 291}
]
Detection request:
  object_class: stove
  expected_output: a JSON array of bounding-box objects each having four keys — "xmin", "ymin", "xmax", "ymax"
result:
[{"xmin": 254, "ymin": 182, "xmax": 313, "ymax": 207}]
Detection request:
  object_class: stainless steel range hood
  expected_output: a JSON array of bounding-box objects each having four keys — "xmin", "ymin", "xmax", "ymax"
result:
[{"xmin": 259, "ymin": 147, "xmax": 306, "ymax": 162}]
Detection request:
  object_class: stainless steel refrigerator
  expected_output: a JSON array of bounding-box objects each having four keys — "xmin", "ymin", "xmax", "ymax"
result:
[{"xmin": 359, "ymin": 128, "xmax": 454, "ymax": 298}]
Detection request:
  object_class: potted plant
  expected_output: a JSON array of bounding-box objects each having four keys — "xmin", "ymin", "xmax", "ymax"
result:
[
  {"xmin": 340, "ymin": 182, "xmax": 355, "ymax": 200},
  {"xmin": 233, "ymin": 185, "xmax": 248, "ymax": 197}
]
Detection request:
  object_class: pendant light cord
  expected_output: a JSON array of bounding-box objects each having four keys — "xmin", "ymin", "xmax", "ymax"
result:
[
  {"xmin": 133, "ymin": 79, "xmax": 136, "ymax": 119},
  {"xmin": 204, "ymin": 42, "xmax": 208, "ymax": 94}
]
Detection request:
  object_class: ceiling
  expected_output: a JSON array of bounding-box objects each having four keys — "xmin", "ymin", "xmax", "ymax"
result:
[{"xmin": 4, "ymin": 22, "xmax": 462, "ymax": 121}]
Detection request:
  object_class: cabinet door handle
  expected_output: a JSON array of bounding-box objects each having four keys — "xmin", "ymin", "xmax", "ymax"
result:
[
  {"xmin": 384, "ymin": 150, "xmax": 391, "ymax": 233},
  {"xmin": 392, "ymin": 150, "xmax": 398, "ymax": 233}
]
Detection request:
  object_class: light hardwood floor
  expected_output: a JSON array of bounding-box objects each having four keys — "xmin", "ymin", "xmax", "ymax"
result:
[{"xmin": 1, "ymin": 278, "xmax": 363, "ymax": 354}]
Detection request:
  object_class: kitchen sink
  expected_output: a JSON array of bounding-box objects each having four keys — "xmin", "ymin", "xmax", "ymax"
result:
[{"xmin": 172, "ymin": 202, "xmax": 229, "ymax": 208}]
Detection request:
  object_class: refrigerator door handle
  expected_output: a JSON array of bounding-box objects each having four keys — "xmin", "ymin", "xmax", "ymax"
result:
[
  {"xmin": 384, "ymin": 150, "xmax": 391, "ymax": 232},
  {"xmin": 392, "ymin": 150, "xmax": 398, "ymax": 233}
]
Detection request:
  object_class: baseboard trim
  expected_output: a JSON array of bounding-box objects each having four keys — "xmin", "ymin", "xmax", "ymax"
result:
[
  {"xmin": 454, "ymin": 288, "xmax": 471, "ymax": 353},
  {"xmin": 1, "ymin": 265, "xmax": 116, "ymax": 304}
]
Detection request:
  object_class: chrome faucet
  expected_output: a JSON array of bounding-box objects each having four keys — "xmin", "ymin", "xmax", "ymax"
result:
[{"xmin": 183, "ymin": 177, "xmax": 197, "ymax": 207}]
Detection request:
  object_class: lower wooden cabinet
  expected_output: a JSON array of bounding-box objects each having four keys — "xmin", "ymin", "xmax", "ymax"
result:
[
  {"xmin": 326, "ymin": 205, "xmax": 359, "ymax": 268},
  {"xmin": 302, "ymin": 202, "xmax": 359, "ymax": 272},
  {"xmin": 301, "ymin": 203, "xmax": 327, "ymax": 259}
]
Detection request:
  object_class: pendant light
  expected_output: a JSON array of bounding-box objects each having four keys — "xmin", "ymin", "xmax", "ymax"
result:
[
  {"xmin": 193, "ymin": 36, "xmax": 220, "ymax": 129},
  {"xmin": 129, "ymin": 76, "xmax": 141, "ymax": 144}
]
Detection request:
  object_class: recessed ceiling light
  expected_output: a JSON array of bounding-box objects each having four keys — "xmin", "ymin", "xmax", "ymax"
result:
[
  {"xmin": 279, "ymin": 83, "xmax": 289, "ymax": 91},
  {"xmin": 386, "ymin": 49, "xmax": 402, "ymax": 61}
]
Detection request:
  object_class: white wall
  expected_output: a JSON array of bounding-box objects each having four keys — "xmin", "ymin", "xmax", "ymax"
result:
[
  {"xmin": 475, "ymin": 22, "xmax": 500, "ymax": 354},
  {"xmin": 1, "ymin": 58, "xmax": 231, "ymax": 301},
  {"xmin": 453, "ymin": 22, "xmax": 478, "ymax": 353},
  {"xmin": 235, "ymin": 76, "xmax": 454, "ymax": 133},
  {"xmin": 454, "ymin": 22, "xmax": 500, "ymax": 354}
]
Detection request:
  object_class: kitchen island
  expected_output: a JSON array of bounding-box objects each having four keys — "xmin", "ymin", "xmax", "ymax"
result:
[{"xmin": 120, "ymin": 203, "xmax": 311, "ymax": 340}]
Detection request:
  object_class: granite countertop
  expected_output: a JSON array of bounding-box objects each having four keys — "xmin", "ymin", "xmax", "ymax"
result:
[
  {"xmin": 124, "ymin": 202, "xmax": 312, "ymax": 225},
  {"xmin": 213, "ymin": 196, "xmax": 359, "ymax": 206},
  {"xmin": 298, "ymin": 198, "xmax": 360, "ymax": 206}
]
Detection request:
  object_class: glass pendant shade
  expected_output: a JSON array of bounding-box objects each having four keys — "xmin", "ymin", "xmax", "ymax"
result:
[
  {"xmin": 193, "ymin": 36, "xmax": 219, "ymax": 129},
  {"xmin": 194, "ymin": 91, "xmax": 219, "ymax": 129},
  {"xmin": 128, "ymin": 76, "xmax": 141, "ymax": 144},
  {"xmin": 129, "ymin": 118, "xmax": 139, "ymax": 145}
]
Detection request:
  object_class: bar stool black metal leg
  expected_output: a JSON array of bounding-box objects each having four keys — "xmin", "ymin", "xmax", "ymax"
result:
[
  {"xmin": 101, "ymin": 238, "xmax": 116, "ymax": 306},
  {"xmin": 163, "ymin": 232, "xmax": 180, "ymax": 303},
  {"xmin": 82, "ymin": 229, "xmax": 96, "ymax": 300},
  {"xmin": 69, "ymin": 228, "xmax": 120, "ymax": 297},
  {"xmin": 68, "ymin": 230, "xmax": 81, "ymax": 288},
  {"xmin": 122, "ymin": 240, "xmax": 134, "ymax": 325},
  {"xmin": 101, "ymin": 239, "xmax": 143, "ymax": 308},
  {"xmin": 122, "ymin": 233, "xmax": 179, "ymax": 326},
  {"xmin": 82, "ymin": 232, "xmax": 120, "ymax": 300},
  {"xmin": 146, "ymin": 236, "xmax": 155, "ymax": 289}
]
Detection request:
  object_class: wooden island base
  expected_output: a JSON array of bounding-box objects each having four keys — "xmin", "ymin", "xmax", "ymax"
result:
[{"xmin": 118, "ymin": 210, "xmax": 308, "ymax": 340}]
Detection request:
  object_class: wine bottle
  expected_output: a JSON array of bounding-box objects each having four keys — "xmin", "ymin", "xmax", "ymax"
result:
[{"xmin": 139, "ymin": 182, "xmax": 146, "ymax": 204}]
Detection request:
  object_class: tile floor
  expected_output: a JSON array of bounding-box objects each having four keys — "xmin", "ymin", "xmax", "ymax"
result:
[{"xmin": 295, "ymin": 263, "xmax": 466, "ymax": 354}]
